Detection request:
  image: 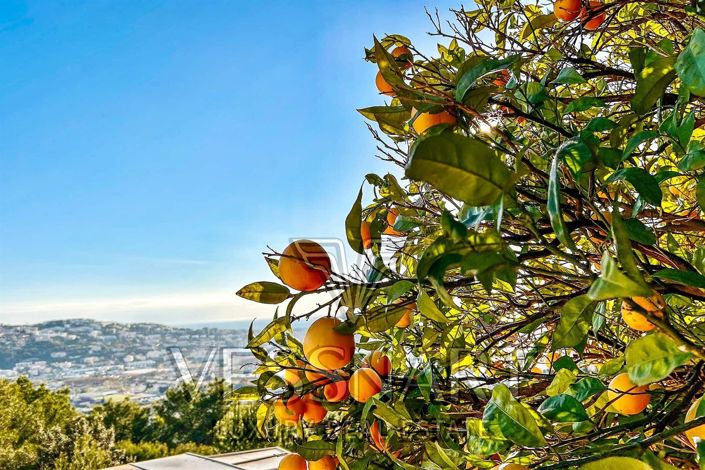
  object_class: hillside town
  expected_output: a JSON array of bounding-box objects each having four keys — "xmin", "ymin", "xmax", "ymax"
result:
[{"xmin": 0, "ymin": 319, "xmax": 256, "ymax": 411}]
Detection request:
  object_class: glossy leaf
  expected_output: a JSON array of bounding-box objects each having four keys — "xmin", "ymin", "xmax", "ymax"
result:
[
  {"xmin": 345, "ymin": 186, "xmax": 364, "ymax": 254},
  {"xmin": 626, "ymin": 333, "xmax": 692, "ymax": 385},
  {"xmin": 676, "ymin": 29, "xmax": 705, "ymax": 96},
  {"xmin": 538, "ymin": 394, "xmax": 589, "ymax": 422},
  {"xmin": 406, "ymin": 132, "xmax": 513, "ymax": 206},
  {"xmin": 553, "ymin": 295, "xmax": 595, "ymax": 349},
  {"xmin": 482, "ymin": 384, "xmax": 546, "ymax": 447},
  {"xmin": 236, "ymin": 281, "xmax": 291, "ymax": 304}
]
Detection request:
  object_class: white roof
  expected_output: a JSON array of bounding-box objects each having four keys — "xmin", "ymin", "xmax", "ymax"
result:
[{"xmin": 105, "ymin": 447, "xmax": 290, "ymax": 470}]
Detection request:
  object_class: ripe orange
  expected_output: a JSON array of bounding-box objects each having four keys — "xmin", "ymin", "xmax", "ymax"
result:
[
  {"xmin": 283, "ymin": 360, "xmax": 305, "ymax": 387},
  {"xmin": 323, "ymin": 379, "xmax": 349, "ymax": 402},
  {"xmin": 279, "ymin": 454, "xmax": 307, "ymax": 470},
  {"xmin": 391, "ymin": 45, "xmax": 413, "ymax": 69},
  {"xmin": 411, "ymin": 109, "xmax": 456, "ymax": 134},
  {"xmin": 383, "ymin": 208, "xmax": 403, "ymax": 236},
  {"xmin": 376, "ymin": 71, "xmax": 395, "ymax": 96},
  {"xmin": 632, "ymin": 292, "xmax": 665, "ymax": 312},
  {"xmin": 370, "ymin": 420, "xmax": 388, "ymax": 451},
  {"xmin": 279, "ymin": 240, "xmax": 331, "ymax": 292},
  {"xmin": 365, "ymin": 351, "xmax": 391, "ymax": 377},
  {"xmin": 620, "ymin": 301, "xmax": 656, "ymax": 332},
  {"xmin": 361, "ymin": 221, "xmax": 372, "ymax": 249},
  {"xmin": 302, "ymin": 394, "xmax": 327, "ymax": 424},
  {"xmin": 685, "ymin": 397, "xmax": 705, "ymax": 446},
  {"xmin": 608, "ymin": 373, "xmax": 650, "ymax": 415},
  {"xmin": 308, "ymin": 455, "xmax": 337, "ymax": 470},
  {"xmin": 303, "ymin": 317, "xmax": 355, "ymax": 370},
  {"xmin": 396, "ymin": 304, "xmax": 413, "ymax": 328},
  {"xmin": 491, "ymin": 464, "xmax": 529, "ymax": 470},
  {"xmin": 492, "ymin": 69, "xmax": 510, "ymax": 87},
  {"xmin": 305, "ymin": 368, "xmax": 333, "ymax": 386},
  {"xmin": 349, "ymin": 367, "xmax": 383, "ymax": 402},
  {"xmin": 273, "ymin": 396, "xmax": 304, "ymax": 426},
  {"xmin": 554, "ymin": 0, "xmax": 581, "ymax": 21},
  {"xmin": 580, "ymin": 1, "xmax": 606, "ymax": 30}
]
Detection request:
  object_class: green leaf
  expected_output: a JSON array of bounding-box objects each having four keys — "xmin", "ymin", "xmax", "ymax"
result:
[
  {"xmin": 247, "ymin": 316, "xmax": 290, "ymax": 348},
  {"xmin": 626, "ymin": 333, "xmax": 692, "ymax": 385},
  {"xmin": 580, "ymin": 456, "xmax": 653, "ymax": 470},
  {"xmin": 295, "ymin": 440, "xmax": 336, "ymax": 460},
  {"xmin": 520, "ymin": 13, "xmax": 558, "ymax": 41},
  {"xmin": 675, "ymin": 29, "xmax": 705, "ymax": 97},
  {"xmin": 653, "ymin": 268, "xmax": 705, "ymax": 288},
  {"xmin": 417, "ymin": 290, "xmax": 451, "ymax": 323},
  {"xmin": 623, "ymin": 130, "xmax": 659, "ymax": 159},
  {"xmin": 355, "ymin": 303, "xmax": 408, "ymax": 333},
  {"xmin": 406, "ymin": 132, "xmax": 514, "ymax": 206},
  {"xmin": 569, "ymin": 377, "xmax": 607, "ymax": 402},
  {"xmin": 387, "ymin": 280, "xmax": 415, "ymax": 302},
  {"xmin": 631, "ymin": 55, "xmax": 677, "ymax": 115},
  {"xmin": 623, "ymin": 218, "xmax": 657, "ymax": 245},
  {"xmin": 546, "ymin": 368, "xmax": 577, "ymax": 396},
  {"xmin": 482, "ymin": 384, "xmax": 546, "ymax": 447},
  {"xmin": 357, "ymin": 105, "xmax": 409, "ymax": 136},
  {"xmin": 538, "ymin": 394, "xmax": 589, "ymax": 422},
  {"xmin": 236, "ymin": 281, "xmax": 291, "ymax": 304},
  {"xmin": 553, "ymin": 66, "xmax": 586, "ymax": 85},
  {"xmin": 698, "ymin": 178, "xmax": 705, "ymax": 211},
  {"xmin": 455, "ymin": 55, "xmax": 521, "ymax": 102},
  {"xmin": 585, "ymin": 117, "xmax": 618, "ymax": 132},
  {"xmin": 564, "ymin": 97, "xmax": 605, "ymax": 114},
  {"xmin": 418, "ymin": 365, "xmax": 433, "ymax": 402},
  {"xmin": 611, "ymin": 209, "xmax": 642, "ymax": 279},
  {"xmin": 587, "ymin": 252, "xmax": 652, "ymax": 301},
  {"xmin": 679, "ymin": 141, "xmax": 705, "ymax": 171},
  {"xmin": 548, "ymin": 148, "xmax": 577, "ymax": 250},
  {"xmin": 345, "ymin": 186, "xmax": 364, "ymax": 254},
  {"xmin": 553, "ymin": 295, "xmax": 595, "ymax": 349},
  {"xmin": 373, "ymin": 398, "xmax": 411, "ymax": 428},
  {"xmin": 465, "ymin": 418, "xmax": 510, "ymax": 456},
  {"xmin": 606, "ymin": 168, "xmax": 662, "ymax": 206}
]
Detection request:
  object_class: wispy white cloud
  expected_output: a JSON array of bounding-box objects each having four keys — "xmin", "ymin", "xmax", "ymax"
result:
[{"xmin": 0, "ymin": 290, "xmax": 332, "ymax": 326}]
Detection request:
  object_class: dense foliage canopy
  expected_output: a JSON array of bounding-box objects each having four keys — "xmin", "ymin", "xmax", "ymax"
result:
[{"xmin": 238, "ymin": 1, "xmax": 705, "ymax": 468}]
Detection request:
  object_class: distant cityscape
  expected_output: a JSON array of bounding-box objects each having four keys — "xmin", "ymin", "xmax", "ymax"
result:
[{"xmin": 0, "ymin": 319, "xmax": 263, "ymax": 411}]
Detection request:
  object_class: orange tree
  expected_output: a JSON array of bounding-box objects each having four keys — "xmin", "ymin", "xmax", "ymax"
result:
[{"xmin": 237, "ymin": 1, "xmax": 705, "ymax": 468}]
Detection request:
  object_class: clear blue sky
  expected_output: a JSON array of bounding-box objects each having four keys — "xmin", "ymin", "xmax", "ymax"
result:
[{"xmin": 0, "ymin": 0, "xmax": 457, "ymax": 324}]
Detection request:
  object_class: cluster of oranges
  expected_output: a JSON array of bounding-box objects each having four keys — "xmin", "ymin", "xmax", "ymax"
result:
[
  {"xmin": 554, "ymin": 0, "xmax": 606, "ymax": 30},
  {"xmin": 273, "ymin": 240, "xmax": 415, "ymax": 469}
]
